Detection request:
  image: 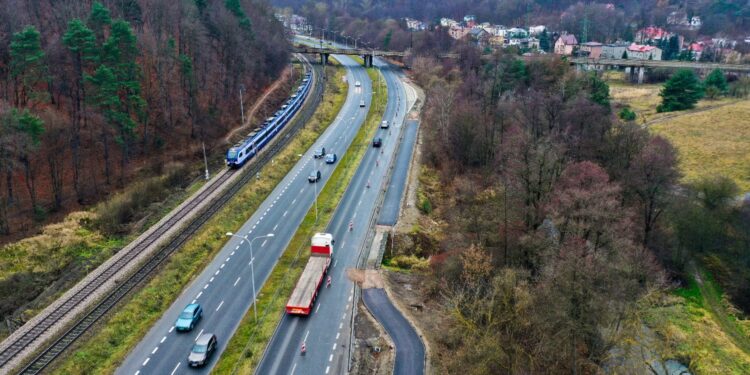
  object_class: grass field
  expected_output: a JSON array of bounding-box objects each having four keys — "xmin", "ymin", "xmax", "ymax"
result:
[
  {"xmin": 50, "ymin": 63, "xmax": 349, "ymax": 374},
  {"xmin": 606, "ymin": 74, "xmax": 750, "ymax": 192},
  {"xmin": 212, "ymin": 65, "xmax": 388, "ymax": 374}
]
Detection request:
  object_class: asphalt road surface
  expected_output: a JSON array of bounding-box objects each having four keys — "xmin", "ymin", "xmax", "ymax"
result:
[
  {"xmin": 117, "ymin": 55, "xmax": 372, "ymax": 375},
  {"xmin": 362, "ymin": 288, "xmax": 425, "ymax": 375},
  {"xmin": 255, "ymin": 60, "xmax": 409, "ymax": 375},
  {"xmin": 378, "ymin": 118, "xmax": 418, "ymax": 226}
]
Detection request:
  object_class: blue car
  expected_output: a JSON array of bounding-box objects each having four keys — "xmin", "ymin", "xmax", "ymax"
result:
[{"xmin": 175, "ymin": 303, "xmax": 203, "ymax": 331}]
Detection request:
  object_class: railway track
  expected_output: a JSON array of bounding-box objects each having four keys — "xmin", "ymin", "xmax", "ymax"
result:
[{"xmin": 1, "ymin": 55, "xmax": 323, "ymax": 375}]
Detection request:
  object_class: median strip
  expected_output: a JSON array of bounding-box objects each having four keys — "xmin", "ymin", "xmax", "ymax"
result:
[{"xmin": 213, "ymin": 64, "xmax": 388, "ymax": 374}]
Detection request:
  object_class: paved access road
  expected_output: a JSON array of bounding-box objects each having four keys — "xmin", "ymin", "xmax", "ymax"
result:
[
  {"xmin": 378, "ymin": 118, "xmax": 418, "ymax": 225},
  {"xmin": 117, "ymin": 56, "xmax": 372, "ymax": 375},
  {"xmin": 255, "ymin": 58, "xmax": 409, "ymax": 375},
  {"xmin": 362, "ymin": 288, "xmax": 425, "ymax": 375}
]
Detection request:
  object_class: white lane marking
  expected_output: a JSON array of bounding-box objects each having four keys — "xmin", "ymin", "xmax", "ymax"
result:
[
  {"xmin": 192, "ymin": 299, "xmax": 197, "ymax": 304},
  {"xmin": 195, "ymin": 329, "xmax": 204, "ymax": 341},
  {"xmin": 170, "ymin": 362, "xmax": 181, "ymax": 375},
  {"xmin": 333, "ymin": 260, "xmax": 338, "ymax": 267},
  {"xmin": 292, "ymin": 199, "xmax": 297, "ymax": 204},
  {"xmin": 283, "ymin": 210, "xmax": 288, "ymax": 217},
  {"xmin": 226, "ymin": 257, "xmax": 231, "ymax": 262},
  {"xmin": 329, "ymin": 354, "xmax": 333, "ymax": 362},
  {"xmin": 221, "ymin": 263, "xmax": 225, "ymax": 269},
  {"xmin": 252, "ymin": 225, "xmax": 257, "ymax": 230},
  {"xmin": 315, "ymin": 304, "xmax": 321, "ymax": 313},
  {"xmin": 135, "ymin": 371, "xmax": 140, "ymax": 375},
  {"xmin": 203, "ymin": 284, "xmax": 209, "ymax": 290},
  {"xmin": 339, "ymin": 322, "xmax": 343, "ymax": 329},
  {"xmin": 273, "ymin": 224, "xmax": 279, "ymax": 231},
  {"xmin": 326, "ymin": 366, "xmax": 330, "ymax": 374},
  {"xmin": 235, "ymin": 245, "xmax": 240, "ymax": 250},
  {"xmin": 342, "ymin": 313, "xmax": 346, "ymax": 320},
  {"xmin": 304, "ymin": 330, "xmax": 310, "ymax": 342},
  {"xmin": 332, "ymin": 343, "xmax": 337, "ymax": 350},
  {"xmin": 348, "ymin": 295, "xmax": 352, "ymax": 302},
  {"xmin": 142, "ymin": 358, "xmax": 150, "ymax": 366},
  {"xmin": 336, "ymin": 332, "xmax": 340, "ymax": 340},
  {"xmin": 215, "ymin": 270, "xmax": 220, "ymax": 276},
  {"xmin": 353, "ymin": 212, "xmax": 357, "ymax": 219},
  {"xmin": 216, "ymin": 300, "xmax": 224, "ymax": 311},
  {"xmin": 152, "ymin": 347, "xmax": 158, "ymax": 354},
  {"xmin": 210, "ymin": 277, "xmax": 215, "ymax": 283},
  {"xmin": 231, "ymin": 251, "xmax": 235, "ymax": 256},
  {"xmin": 300, "ymin": 188, "xmax": 304, "ymax": 193},
  {"xmin": 161, "ymin": 336, "xmax": 167, "ymax": 344},
  {"xmin": 169, "ymin": 326, "xmax": 174, "ymax": 333},
  {"xmin": 261, "ymin": 240, "xmax": 268, "ymax": 247},
  {"xmin": 291, "ymin": 363, "xmax": 297, "ymax": 375},
  {"xmin": 197, "ymin": 291, "xmax": 203, "ymax": 299},
  {"xmin": 240, "ymin": 240, "xmax": 244, "ymax": 244}
]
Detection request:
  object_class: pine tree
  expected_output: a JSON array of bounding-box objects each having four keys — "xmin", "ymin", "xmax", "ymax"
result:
[
  {"xmin": 621, "ymin": 50, "xmax": 628, "ymax": 59},
  {"xmin": 704, "ymin": 69, "xmax": 728, "ymax": 99},
  {"xmin": 588, "ymin": 73, "xmax": 610, "ymax": 109},
  {"xmin": 657, "ymin": 69, "xmax": 704, "ymax": 112},
  {"xmin": 9, "ymin": 25, "xmax": 48, "ymax": 107},
  {"xmin": 539, "ymin": 30, "xmax": 550, "ymax": 52},
  {"xmin": 87, "ymin": 1, "xmax": 112, "ymax": 45}
]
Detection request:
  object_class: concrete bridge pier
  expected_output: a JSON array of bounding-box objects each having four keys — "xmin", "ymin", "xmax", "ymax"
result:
[
  {"xmin": 627, "ymin": 66, "xmax": 646, "ymax": 84},
  {"xmin": 319, "ymin": 52, "xmax": 329, "ymax": 65},
  {"xmin": 362, "ymin": 55, "xmax": 374, "ymax": 68}
]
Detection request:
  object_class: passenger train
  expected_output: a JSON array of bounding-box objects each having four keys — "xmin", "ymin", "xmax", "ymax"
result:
[{"xmin": 226, "ymin": 70, "xmax": 313, "ymax": 168}]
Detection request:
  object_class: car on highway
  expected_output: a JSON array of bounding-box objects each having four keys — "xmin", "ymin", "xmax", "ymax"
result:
[
  {"xmin": 355, "ymin": 80, "xmax": 361, "ymax": 87},
  {"xmin": 380, "ymin": 120, "xmax": 389, "ymax": 129},
  {"xmin": 325, "ymin": 153, "xmax": 337, "ymax": 164},
  {"xmin": 175, "ymin": 303, "xmax": 202, "ymax": 332},
  {"xmin": 360, "ymin": 99, "xmax": 365, "ymax": 107},
  {"xmin": 308, "ymin": 170, "xmax": 321, "ymax": 183},
  {"xmin": 188, "ymin": 332, "xmax": 217, "ymax": 367},
  {"xmin": 313, "ymin": 147, "xmax": 326, "ymax": 158},
  {"xmin": 372, "ymin": 137, "xmax": 382, "ymax": 148}
]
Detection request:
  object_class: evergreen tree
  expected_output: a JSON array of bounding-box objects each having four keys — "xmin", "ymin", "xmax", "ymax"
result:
[
  {"xmin": 657, "ymin": 69, "xmax": 704, "ymax": 112},
  {"xmin": 539, "ymin": 30, "xmax": 550, "ymax": 52},
  {"xmin": 587, "ymin": 73, "xmax": 610, "ymax": 109},
  {"xmin": 621, "ymin": 50, "xmax": 628, "ymax": 59},
  {"xmin": 9, "ymin": 25, "xmax": 48, "ymax": 107},
  {"xmin": 704, "ymin": 69, "xmax": 728, "ymax": 98},
  {"xmin": 87, "ymin": 1, "xmax": 112, "ymax": 45}
]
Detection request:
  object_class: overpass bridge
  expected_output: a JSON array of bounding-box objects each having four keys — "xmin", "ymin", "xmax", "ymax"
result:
[
  {"xmin": 293, "ymin": 45, "xmax": 458, "ymax": 66},
  {"xmin": 570, "ymin": 57, "xmax": 750, "ymax": 83}
]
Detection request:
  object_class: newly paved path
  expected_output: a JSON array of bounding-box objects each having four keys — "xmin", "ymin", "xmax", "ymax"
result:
[
  {"xmin": 117, "ymin": 55, "xmax": 372, "ymax": 375},
  {"xmin": 362, "ymin": 288, "xmax": 425, "ymax": 375},
  {"xmin": 378, "ymin": 119, "xmax": 418, "ymax": 225}
]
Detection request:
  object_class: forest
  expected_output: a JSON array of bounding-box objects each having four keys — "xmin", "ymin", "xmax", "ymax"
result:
[
  {"xmin": 383, "ymin": 36, "xmax": 750, "ymax": 372},
  {"xmin": 0, "ymin": 0, "xmax": 289, "ymax": 237}
]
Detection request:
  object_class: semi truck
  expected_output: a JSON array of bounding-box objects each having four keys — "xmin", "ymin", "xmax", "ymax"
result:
[{"xmin": 285, "ymin": 233, "xmax": 334, "ymax": 315}]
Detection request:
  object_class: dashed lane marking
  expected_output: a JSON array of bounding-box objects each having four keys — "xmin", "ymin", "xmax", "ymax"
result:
[
  {"xmin": 231, "ymin": 251, "xmax": 235, "ymax": 256},
  {"xmin": 315, "ymin": 304, "xmax": 321, "ymax": 313},
  {"xmin": 142, "ymin": 358, "xmax": 149, "ymax": 366},
  {"xmin": 196, "ymin": 291, "xmax": 203, "ymax": 299},
  {"xmin": 332, "ymin": 343, "xmax": 337, "ymax": 350},
  {"xmin": 234, "ymin": 277, "xmax": 241, "ymax": 286},
  {"xmin": 210, "ymin": 277, "xmax": 214, "ymax": 283},
  {"xmin": 160, "ymin": 336, "xmax": 166, "ymax": 344},
  {"xmin": 336, "ymin": 332, "xmax": 340, "ymax": 339},
  {"xmin": 221, "ymin": 263, "xmax": 225, "ymax": 269},
  {"xmin": 226, "ymin": 257, "xmax": 231, "ymax": 262},
  {"xmin": 304, "ymin": 330, "xmax": 310, "ymax": 342},
  {"xmin": 195, "ymin": 329, "xmax": 204, "ymax": 341},
  {"xmin": 261, "ymin": 240, "xmax": 268, "ymax": 247},
  {"xmin": 152, "ymin": 347, "xmax": 158, "ymax": 354},
  {"xmin": 170, "ymin": 362, "xmax": 180, "ymax": 375},
  {"xmin": 216, "ymin": 300, "xmax": 224, "ymax": 311},
  {"xmin": 283, "ymin": 210, "xmax": 288, "ymax": 217},
  {"xmin": 169, "ymin": 326, "xmax": 174, "ymax": 333},
  {"xmin": 215, "ymin": 270, "xmax": 220, "ymax": 276},
  {"xmin": 329, "ymin": 354, "xmax": 333, "ymax": 362},
  {"xmin": 191, "ymin": 299, "xmax": 196, "ymax": 304},
  {"xmin": 273, "ymin": 224, "xmax": 279, "ymax": 231},
  {"xmin": 326, "ymin": 366, "xmax": 330, "ymax": 374},
  {"xmin": 203, "ymin": 284, "xmax": 209, "ymax": 290}
]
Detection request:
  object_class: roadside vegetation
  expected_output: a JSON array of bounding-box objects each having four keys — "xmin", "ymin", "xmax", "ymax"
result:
[
  {"xmin": 213, "ymin": 65, "xmax": 387, "ymax": 374},
  {"xmin": 50, "ymin": 62, "xmax": 347, "ymax": 374}
]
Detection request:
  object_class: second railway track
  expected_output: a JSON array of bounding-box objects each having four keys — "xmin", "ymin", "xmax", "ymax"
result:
[{"xmin": 1, "ymin": 55, "xmax": 323, "ymax": 375}]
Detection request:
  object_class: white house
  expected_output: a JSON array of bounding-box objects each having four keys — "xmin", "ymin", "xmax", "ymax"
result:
[
  {"xmin": 529, "ymin": 25, "xmax": 547, "ymax": 35},
  {"xmin": 627, "ymin": 43, "xmax": 662, "ymax": 60}
]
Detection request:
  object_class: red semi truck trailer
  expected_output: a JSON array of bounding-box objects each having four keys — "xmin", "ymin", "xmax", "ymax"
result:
[{"xmin": 285, "ymin": 233, "xmax": 334, "ymax": 315}]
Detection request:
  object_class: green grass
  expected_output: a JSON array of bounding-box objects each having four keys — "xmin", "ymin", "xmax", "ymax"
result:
[
  {"xmin": 212, "ymin": 66, "xmax": 388, "ymax": 374},
  {"xmin": 49, "ymin": 64, "xmax": 349, "ymax": 375}
]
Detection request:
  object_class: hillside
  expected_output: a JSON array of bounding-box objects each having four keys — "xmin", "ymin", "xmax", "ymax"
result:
[{"xmin": 0, "ymin": 0, "xmax": 289, "ymax": 238}]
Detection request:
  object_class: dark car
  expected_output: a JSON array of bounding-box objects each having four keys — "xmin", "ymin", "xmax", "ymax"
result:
[
  {"xmin": 175, "ymin": 303, "xmax": 202, "ymax": 331},
  {"xmin": 372, "ymin": 137, "xmax": 382, "ymax": 148},
  {"xmin": 188, "ymin": 333, "xmax": 217, "ymax": 367},
  {"xmin": 325, "ymin": 153, "xmax": 337, "ymax": 164},
  {"xmin": 308, "ymin": 170, "xmax": 321, "ymax": 183},
  {"xmin": 313, "ymin": 147, "xmax": 326, "ymax": 158}
]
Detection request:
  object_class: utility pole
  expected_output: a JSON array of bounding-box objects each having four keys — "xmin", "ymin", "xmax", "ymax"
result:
[
  {"xmin": 202, "ymin": 142, "xmax": 209, "ymax": 180},
  {"xmin": 239, "ymin": 84, "xmax": 245, "ymax": 125}
]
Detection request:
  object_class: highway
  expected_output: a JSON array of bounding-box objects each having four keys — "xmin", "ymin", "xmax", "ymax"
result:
[
  {"xmin": 255, "ymin": 58, "xmax": 410, "ymax": 375},
  {"xmin": 378, "ymin": 118, "xmax": 418, "ymax": 226},
  {"xmin": 117, "ymin": 55, "xmax": 372, "ymax": 375}
]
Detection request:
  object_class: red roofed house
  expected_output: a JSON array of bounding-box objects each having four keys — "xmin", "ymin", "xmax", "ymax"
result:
[
  {"xmin": 636, "ymin": 26, "xmax": 670, "ymax": 43},
  {"xmin": 627, "ymin": 43, "xmax": 662, "ymax": 60},
  {"xmin": 554, "ymin": 33, "xmax": 578, "ymax": 55},
  {"xmin": 688, "ymin": 42, "xmax": 704, "ymax": 60}
]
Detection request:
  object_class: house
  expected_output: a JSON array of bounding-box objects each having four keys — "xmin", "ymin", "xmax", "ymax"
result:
[
  {"xmin": 464, "ymin": 15, "xmax": 477, "ymax": 27},
  {"xmin": 469, "ymin": 28, "xmax": 490, "ymax": 46},
  {"xmin": 627, "ymin": 43, "xmax": 662, "ymax": 60},
  {"xmin": 636, "ymin": 26, "xmax": 670, "ymax": 43},
  {"xmin": 529, "ymin": 25, "xmax": 547, "ymax": 35},
  {"xmin": 579, "ymin": 42, "xmax": 603, "ymax": 59},
  {"xmin": 667, "ymin": 10, "xmax": 689, "ymax": 26},
  {"xmin": 489, "ymin": 35, "xmax": 505, "ymax": 47},
  {"xmin": 601, "ymin": 42, "xmax": 630, "ymax": 59},
  {"xmin": 448, "ymin": 26, "xmax": 471, "ymax": 40},
  {"xmin": 507, "ymin": 27, "xmax": 528, "ymax": 38},
  {"xmin": 404, "ymin": 17, "xmax": 426, "ymax": 31},
  {"xmin": 690, "ymin": 16, "xmax": 702, "ymax": 29},
  {"xmin": 687, "ymin": 42, "xmax": 704, "ymax": 60},
  {"xmin": 554, "ymin": 33, "xmax": 578, "ymax": 55},
  {"xmin": 440, "ymin": 18, "xmax": 459, "ymax": 28}
]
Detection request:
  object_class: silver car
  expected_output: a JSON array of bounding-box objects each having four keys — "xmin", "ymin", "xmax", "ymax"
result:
[{"xmin": 188, "ymin": 333, "xmax": 217, "ymax": 367}]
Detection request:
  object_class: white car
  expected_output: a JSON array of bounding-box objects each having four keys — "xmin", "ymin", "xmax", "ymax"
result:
[
  {"xmin": 380, "ymin": 120, "xmax": 389, "ymax": 129},
  {"xmin": 355, "ymin": 81, "xmax": 361, "ymax": 87}
]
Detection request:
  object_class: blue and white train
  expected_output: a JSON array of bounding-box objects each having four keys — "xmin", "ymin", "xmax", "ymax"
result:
[{"xmin": 226, "ymin": 71, "xmax": 313, "ymax": 168}]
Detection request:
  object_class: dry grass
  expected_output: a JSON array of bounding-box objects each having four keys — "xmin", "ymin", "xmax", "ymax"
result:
[{"xmin": 649, "ymin": 100, "xmax": 750, "ymax": 192}]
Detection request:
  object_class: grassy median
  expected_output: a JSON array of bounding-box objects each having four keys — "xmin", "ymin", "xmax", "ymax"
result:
[
  {"xmin": 50, "ymin": 61, "xmax": 347, "ymax": 374},
  {"xmin": 213, "ymin": 66, "xmax": 388, "ymax": 374}
]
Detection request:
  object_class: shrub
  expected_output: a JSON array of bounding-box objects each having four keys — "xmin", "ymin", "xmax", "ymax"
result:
[
  {"xmin": 389, "ymin": 254, "xmax": 430, "ymax": 270},
  {"xmin": 619, "ymin": 107, "xmax": 636, "ymax": 121},
  {"xmin": 657, "ymin": 69, "xmax": 703, "ymax": 112}
]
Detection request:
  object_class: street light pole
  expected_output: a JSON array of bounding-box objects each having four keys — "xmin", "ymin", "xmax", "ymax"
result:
[
  {"xmin": 239, "ymin": 84, "xmax": 245, "ymax": 125},
  {"xmin": 226, "ymin": 232, "xmax": 275, "ymax": 322}
]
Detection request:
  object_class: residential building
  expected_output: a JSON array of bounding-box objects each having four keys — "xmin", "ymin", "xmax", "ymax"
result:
[
  {"xmin": 579, "ymin": 41, "xmax": 603, "ymax": 59},
  {"xmin": 529, "ymin": 25, "xmax": 547, "ymax": 35},
  {"xmin": 687, "ymin": 42, "xmax": 704, "ymax": 60},
  {"xmin": 404, "ymin": 17, "xmax": 426, "ymax": 31},
  {"xmin": 449, "ymin": 26, "xmax": 471, "ymax": 40},
  {"xmin": 464, "ymin": 15, "xmax": 477, "ymax": 27},
  {"xmin": 490, "ymin": 35, "xmax": 505, "ymax": 47},
  {"xmin": 636, "ymin": 26, "xmax": 670, "ymax": 43},
  {"xmin": 440, "ymin": 18, "xmax": 459, "ymax": 28},
  {"xmin": 469, "ymin": 28, "xmax": 490, "ymax": 46},
  {"xmin": 507, "ymin": 27, "xmax": 528, "ymax": 38},
  {"xmin": 690, "ymin": 16, "xmax": 702, "ymax": 29},
  {"xmin": 601, "ymin": 42, "xmax": 630, "ymax": 59},
  {"xmin": 554, "ymin": 33, "xmax": 578, "ymax": 55},
  {"xmin": 627, "ymin": 43, "xmax": 662, "ymax": 60}
]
